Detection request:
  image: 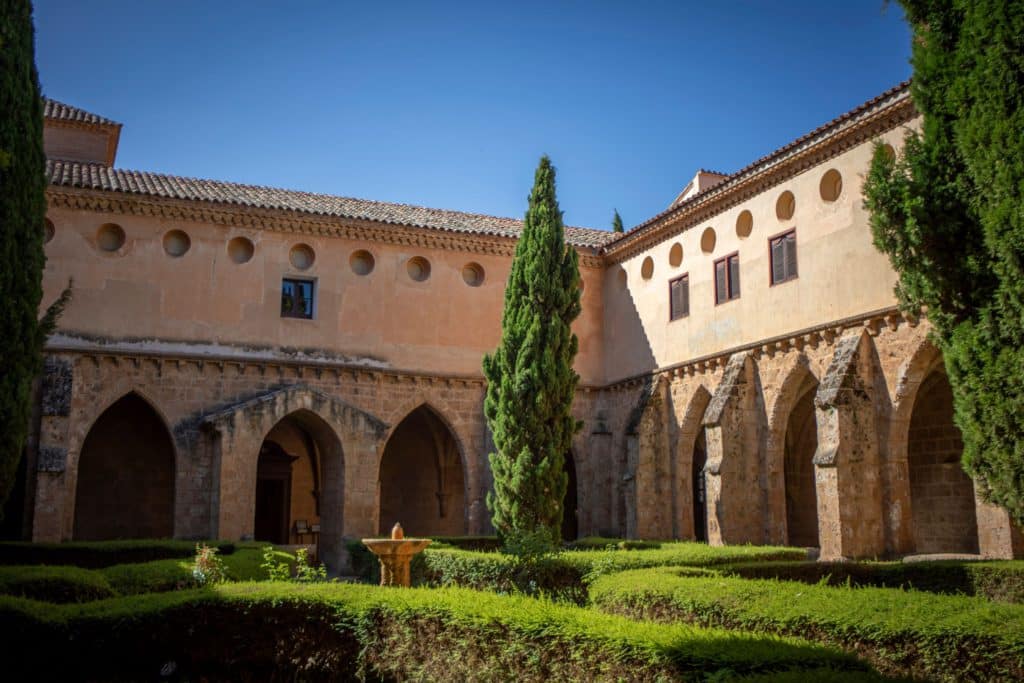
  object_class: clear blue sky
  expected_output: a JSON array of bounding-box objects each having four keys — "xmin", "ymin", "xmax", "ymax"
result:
[{"xmin": 33, "ymin": 1, "xmax": 911, "ymax": 230}]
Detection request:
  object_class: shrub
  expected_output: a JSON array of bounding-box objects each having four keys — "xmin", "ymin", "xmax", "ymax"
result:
[
  {"xmin": 428, "ymin": 535, "xmax": 502, "ymax": 551},
  {"xmin": 0, "ymin": 566, "xmax": 116, "ymax": 603},
  {"xmin": 590, "ymin": 566, "xmax": 1024, "ymax": 682},
  {"xmin": 191, "ymin": 544, "xmax": 227, "ymax": 586},
  {"xmin": 262, "ymin": 546, "xmax": 327, "ymax": 582},
  {"xmin": 0, "ymin": 582, "xmax": 875, "ymax": 682},
  {"xmin": 0, "ymin": 539, "xmax": 235, "ymax": 568}
]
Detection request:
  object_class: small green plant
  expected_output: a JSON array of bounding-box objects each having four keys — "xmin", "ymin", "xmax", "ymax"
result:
[
  {"xmin": 261, "ymin": 545, "xmax": 329, "ymax": 582},
  {"xmin": 294, "ymin": 547, "xmax": 327, "ymax": 582},
  {"xmin": 261, "ymin": 545, "xmax": 291, "ymax": 581},
  {"xmin": 191, "ymin": 544, "xmax": 227, "ymax": 586}
]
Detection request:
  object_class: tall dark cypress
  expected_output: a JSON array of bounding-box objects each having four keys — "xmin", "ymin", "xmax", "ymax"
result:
[
  {"xmin": 864, "ymin": 0, "xmax": 1024, "ymax": 524},
  {"xmin": 0, "ymin": 0, "xmax": 46, "ymax": 517},
  {"xmin": 612, "ymin": 209, "xmax": 624, "ymax": 233},
  {"xmin": 483, "ymin": 156, "xmax": 581, "ymax": 553}
]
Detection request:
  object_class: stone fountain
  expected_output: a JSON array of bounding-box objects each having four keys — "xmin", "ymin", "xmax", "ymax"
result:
[{"xmin": 362, "ymin": 523, "xmax": 431, "ymax": 587}]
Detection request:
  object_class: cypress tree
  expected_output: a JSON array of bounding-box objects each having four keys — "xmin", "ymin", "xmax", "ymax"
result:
[
  {"xmin": 612, "ymin": 209, "xmax": 624, "ymax": 233},
  {"xmin": 864, "ymin": 0, "xmax": 1024, "ymax": 524},
  {"xmin": 0, "ymin": 0, "xmax": 47, "ymax": 516},
  {"xmin": 483, "ymin": 156, "xmax": 581, "ymax": 553}
]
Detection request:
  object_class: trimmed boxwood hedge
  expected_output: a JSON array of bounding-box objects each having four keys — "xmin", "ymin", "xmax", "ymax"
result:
[
  {"xmin": 590, "ymin": 566, "xmax": 1024, "ymax": 682},
  {"xmin": 0, "ymin": 539, "xmax": 236, "ymax": 568},
  {"xmin": 0, "ymin": 547, "xmax": 283, "ymax": 603},
  {"xmin": 410, "ymin": 542, "xmax": 807, "ymax": 602},
  {"xmin": 0, "ymin": 565, "xmax": 117, "ymax": 603},
  {"xmin": 720, "ymin": 559, "xmax": 1024, "ymax": 604},
  {"xmin": 0, "ymin": 582, "xmax": 880, "ymax": 682}
]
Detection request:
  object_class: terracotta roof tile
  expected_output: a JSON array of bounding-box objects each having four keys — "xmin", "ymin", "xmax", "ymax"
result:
[
  {"xmin": 42, "ymin": 97, "xmax": 121, "ymax": 128},
  {"xmin": 46, "ymin": 160, "xmax": 617, "ymax": 249},
  {"xmin": 619, "ymin": 81, "xmax": 912, "ymax": 245}
]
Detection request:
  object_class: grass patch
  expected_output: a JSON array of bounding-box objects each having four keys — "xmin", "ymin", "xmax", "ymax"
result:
[
  {"xmin": 590, "ymin": 566, "xmax": 1024, "ymax": 682},
  {"xmin": 0, "ymin": 581, "xmax": 880, "ymax": 681},
  {"xmin": 721, "ymin": 559, "xmax": 1024, "ymax": 604},
  {"xmin": 0, "ymin": 539, "xmax": 236, "ymax": 568},
  {"xmin": 566, "ymin": 536, "xmax": 663, "ymax": 550}
]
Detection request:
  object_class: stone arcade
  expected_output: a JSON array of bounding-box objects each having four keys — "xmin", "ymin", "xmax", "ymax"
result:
[{"xmin": 11, "ymin": 84, "xmax": 1022, "ymax": 569}]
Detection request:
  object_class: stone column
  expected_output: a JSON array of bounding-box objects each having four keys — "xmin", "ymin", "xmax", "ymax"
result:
[
  {"xmin": 814, "ymin": 331, "xmax": 885, "ymax": 560},
  {"xmin": 703, "ymin": 352, "xmax": 765, "ymax": 546},
  {"xmin": 634, "ymin": 376, "xmax": 673, "ymax": 539},
  {"xmin": 975, "ymin": 485, "xmax": 1024, "ymax": 559}
]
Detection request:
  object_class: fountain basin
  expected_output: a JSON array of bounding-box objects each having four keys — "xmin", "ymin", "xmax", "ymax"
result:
[{"xmin": 361, "ymin": 536, "xmax": 431, "ymax": 587}]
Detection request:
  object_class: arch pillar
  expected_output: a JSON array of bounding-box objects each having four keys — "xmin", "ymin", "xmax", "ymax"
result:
[
  {"xmin": 628, "ymin": 375, "xmax": 673, "ymax": 539},
  {"xmin": 975, "ymin": 486, "xmax": 1024, "ymax": 558},
  {"xmin": 703, "ymin": 351, "xmax": 765, "ymax": 545},
  {"xmin": 813, "ymin": 331, "xmax": 885, "ymax": 560}
]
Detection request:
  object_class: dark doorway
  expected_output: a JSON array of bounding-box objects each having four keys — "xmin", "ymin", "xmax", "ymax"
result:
[
  {"xmin": 379, "ymin": 406, "xmax": 466, "ymax": 536},
  {"xmin": 784, "ymin": 383, "xmax": 819, "ymax": 547},
  {"xmin": 908, "ymin": 370, "xmax": 978, "ymax": 554},
  {"xmin": 73, "ymin": 393, "xmax": 175, "ymax": 540},
  {"xmin": 693, "ymin": 430, "xmax": 708, "ymax": 542},
  {"xmin": 562, "ymin": 452, "xmax": 579, "ymax": 541},
  {"xmin": 254, "ymin": 441, "xmax": 296, "ymax": 545}
]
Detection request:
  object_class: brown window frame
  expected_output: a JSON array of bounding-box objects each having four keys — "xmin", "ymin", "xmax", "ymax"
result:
[
  {"xmin": 668, "ymin": 273, "xmax": 690, "ymax": 321},
  {"xmin": 713, "ymin": 252, "xmax": 740, "ymax": 305},
  {"xmin": 768, "ymin": 228, "xmax": 798, "ymax": 286}
]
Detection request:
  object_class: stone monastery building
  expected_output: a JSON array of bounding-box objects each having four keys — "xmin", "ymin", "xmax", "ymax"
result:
[{"xmin": 17, "ymin": 82, "xmax": 1022, "ymax": 569}]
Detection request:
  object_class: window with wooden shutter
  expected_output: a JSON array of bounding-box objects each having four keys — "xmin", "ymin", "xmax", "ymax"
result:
[
  {"xmin": 669, "ymin": 274, "xmax": 689, "ymax": 320},
  {"xmin": 714, "ymin": 253, "xmax": 740, "ymax": 304},
  {"xmin": 770, "ymin": 229, "xmax": 798, "ymax": 284}
]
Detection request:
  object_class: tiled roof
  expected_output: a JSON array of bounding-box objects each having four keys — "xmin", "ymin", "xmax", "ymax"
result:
[
  {"xmin": 46, "ymin": 160, "xmax": 618, "ymax": 249},
  {"xmin": 43, "ymin": 98, "xmax": 121, "ymax": 127},
  {"xmin": 619, "ymin": 81, "xmax": 913, "ymax": 246}
]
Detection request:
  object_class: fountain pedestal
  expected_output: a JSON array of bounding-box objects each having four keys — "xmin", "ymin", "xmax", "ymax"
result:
[{"xmin": 362, "ymin": 523, "xmax": 431, "ymax": 587}]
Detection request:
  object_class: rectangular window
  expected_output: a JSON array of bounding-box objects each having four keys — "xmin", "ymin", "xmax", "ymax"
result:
[
  {"xmin": 714, "ymin": 253, "xmax": 740, "ymax": 304},
  {"xmin": 770, "ymin": 229, "xmax": 798, "ymax": 285},
  {"xmin": 669, "ymin": 274, "xmax": 689, "ymax": 320},
  {"xmin": 281, "ymin": 278, "xmax": 315, "ymax": 319}
]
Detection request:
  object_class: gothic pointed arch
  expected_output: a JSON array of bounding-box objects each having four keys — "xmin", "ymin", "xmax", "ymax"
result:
[
  {"xmin": 73, "ymin": 392, "xmax": 176, "ymax": 540},
  {"xmin": 765, "ymin": 354, "xmax": 819, "ymax": 546},
  {"xmin": 378, "ymin": 403, "xmax": 467, "ymax": 536},
  {"xmin": 201, "ymin": 384, "xmax": 385, "ymax": 571},
  {"xmin": 677, "ymin": 384, "xmax": 712, "ymax": 541}
]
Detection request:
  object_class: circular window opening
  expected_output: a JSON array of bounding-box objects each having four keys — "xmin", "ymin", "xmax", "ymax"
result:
[
  {"xmin": 700, "ymin": 227, "xmax": 717, "ymax": 254},
  {"xmin": 641, "ymin": 256, "xmax": 654, "ymax": 280},
  {"xmin": 96, "ymin": 223, "xmax": 126, "ymax": 252},
  {"xmin": 736, "ymin": 210, "xmax": 753, "ymax": 239},
  {"xmin": 407, "ymin": 256, "xmax": 431, "ymax": 282},
  {"xmin": 462, "ymin": 262, "xmax": 485, "ymax": 287},
  {"xmin": 289, "ymin": 243, "xmax": 315, "ymax": 270},
  {"xmin": 350, "ymin": 250, "xmax": 375, "ymax": 275},
  {"xmin": 43, "ymin": 218, "xmax": 55, "ymax": 244},
  {"xmin": 669, "ymin": 242, "xmax": 683, "ymax": 267},
  {"xmin": 776, "ymin": 191, "xmax": 796, "ymax": 221},
  {"xmin": 820, "ymin": 169, "xmax": 843, "ymax": 202},
  {"xmin": 227, "ymin": 236, "xmax": 255, "ymax": 264},
  {"xmin": 162, "ymin": 229, "xmax": 191, "ymax": 258},
  {"xmin": 616, "ymin": 266, "xmax": 627, "ymax": 289}
]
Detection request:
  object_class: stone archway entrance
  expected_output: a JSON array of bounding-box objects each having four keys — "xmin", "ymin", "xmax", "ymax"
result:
[
  {"xmin": 908, "ymin": 370, "xmax": 978, "ymax": 554},
  {"xmin": 784, "ymin": 381, "xmax": 819, "ymax": 547},
  {"xmin": 73, "ymin": 393, "xmax": 175, "ymax": 540},
  {"xmin": 693, "ymin": 430, "xmax": 708, "ymax": 542},
  {"xmin": 379, "ymin": 405, "xmax": 466, "ymax": 536},
  {"xmin": 254, "ymin": 414, "xmax": 323, "ymax": 545},
  {"xmin": 562, "ymin": 452, "xmax": 579, "ymax": 541}
]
